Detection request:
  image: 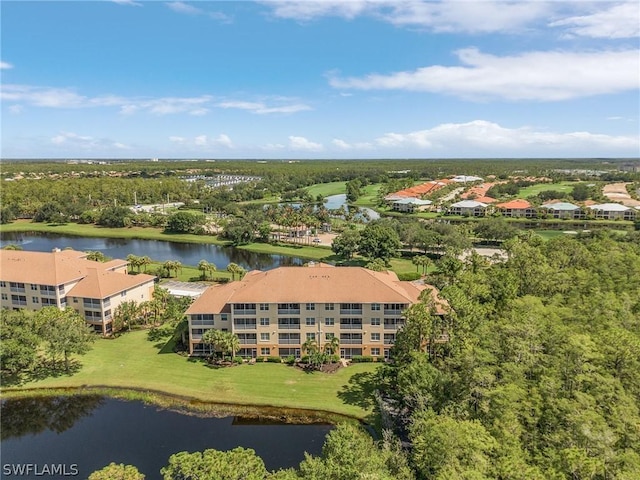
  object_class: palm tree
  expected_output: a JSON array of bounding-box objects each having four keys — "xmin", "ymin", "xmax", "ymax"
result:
[
  {"xmin": 202, "ymin": 329, "xmax": 224, "ymax": 359},
  {"xmin": 198, "ymin": 260, "xmax": 211, "ymax": 280},
  {"xmin": 324, "ymin": 335, "xmax": 340, "ymax": 361},
  {"xmin": 127, "ymin": 254, "xmax": 142, "ymax": 272},
  {"xmin": 141, "ymin": 256, "xmax": 151, "ymax": 272},
  {"xmin": 226, "ymin": 262, "xmax": 240, "ymax": 280},
  {"xmin": 86, "ymin": 251, "xmax": 107, "ymax": 262}
]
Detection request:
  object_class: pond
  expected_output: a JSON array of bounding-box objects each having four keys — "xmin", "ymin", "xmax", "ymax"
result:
[
  {"xmin": 324, "ymin": 194, "xmax": 380, "ymax": 221},
  {"xmin": 0, "ymin": 233, "xmax": 305, "ymax": 270},
  {"xmin": 0, "ymin": 395, "xmax": 332, "ymax": 479}
]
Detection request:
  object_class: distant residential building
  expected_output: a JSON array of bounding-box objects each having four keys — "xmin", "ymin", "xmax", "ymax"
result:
[
  {"xmin": 391, "ymin": 197, "xmax": 432, "ymax": 213},
  {"xmin": 185, "ymin": 263, "xmax": 447, "ymax": 360},
  {"xmin": 0, "ymin": 249, "xmax": 155, "ymax": 334},
  {"xmin": 451, "ymin": 175, "xmax": 483, "ymax": 183},
  {"xmin": 495, "ymin": 199, "xmax": 536, "ymax": 218},
  {"xmin": 588, "ymin": 203, "xmax": 636, "ymax": 220},
  {"xmin": 542, "ymin": 202, "xmax": 585, "ymax": 219},
  {"xmin": 448, "ymin": 200, "xmax": 489, "ymax": 217}
]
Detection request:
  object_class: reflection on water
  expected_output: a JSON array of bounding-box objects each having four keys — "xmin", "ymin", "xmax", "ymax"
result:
[
  {"xmin": 0, "ymin": 233, "xmax": 305, "ymax": 270},
  {"xmin": 0, "ymin": 396, "xmax": 332, "ymax": 479}
]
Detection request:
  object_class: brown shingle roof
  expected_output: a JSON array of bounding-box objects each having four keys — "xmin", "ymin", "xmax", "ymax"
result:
[
  {"xmin": 186, "ymin": 265, "xmax": 446, "ymax": 314},
  {"xmin": 0, "ymin": 250, "xmax": 155, "ymax": 299}
]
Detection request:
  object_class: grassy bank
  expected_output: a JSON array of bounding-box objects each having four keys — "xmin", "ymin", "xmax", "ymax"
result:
[
  {"xmin": 304, "ymin": 181, "xmax": 347, "ymax": 198},
  {"xmin": 1, "ymin": 330, "xmax": 379, "ymax": 420}
]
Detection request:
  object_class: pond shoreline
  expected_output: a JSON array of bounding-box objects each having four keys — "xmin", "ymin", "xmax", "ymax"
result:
[{"xmin": 0, "ymin": 385, "xmax": 361, "ymax": 425}]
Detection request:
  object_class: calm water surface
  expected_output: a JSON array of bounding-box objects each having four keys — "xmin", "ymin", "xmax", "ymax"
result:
[
  {"xmin": 0, "ymin": 233, "xmax": 305, "ymax": 270},
  {"xmin": 1, "ymin": 396, "xmax": 332, "ymax": 479}
]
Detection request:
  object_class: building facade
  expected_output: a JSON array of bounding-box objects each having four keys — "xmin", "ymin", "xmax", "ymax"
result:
[
  {"xmin": 185, "ymin": 263, "xmax": 446, "ymax": 360},
  {"xmin": 0, "ymin": 249, "xmax": 155, "ymax": 334}
]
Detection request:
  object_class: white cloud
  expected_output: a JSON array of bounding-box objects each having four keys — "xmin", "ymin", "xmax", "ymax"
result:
[
  {"xmin": 50, "ymin": 131, "xmax": 130, "ymax": 151},
  {"xmin": 332, "ymin": 138, "xmax": 373, "ymax": 150},
  {"xmin": 288, "ymin": 135, "xmax": 323, "ymax": 151},
  {"xmin": 0, "ymin": 61, "xmax": 13, "ymax": 70},
  {"xmin": 549, "ymin": 2, "xmax": 640, "ymax": 39},
  {"xmin": 217, "ymin": 100, "xmax": 312, "ymax": 114},
  {"xmin": 111, "ymin": 0, "xmax": 143, "ymax": 7},
  {"xmin": 166, "ymin": 1, "xmax": 232, "ymax": 22},
  {"xmin": 329, "ymin": 48, "xmax": 640, "ymax": 101},
  {"xmin": 8, "ymin": 105, "xmax": 23, "ymax": 114},
  {"xmin": 265, "ymin": 1, "xmax": 551, "ymax": 33},
  {"xmin": 371, "ymin": 120, "xmax": 639, "ymax": 153},
  {"xmin": 168, "ymin": 133, "xmax": 233, "ymax": 149}
]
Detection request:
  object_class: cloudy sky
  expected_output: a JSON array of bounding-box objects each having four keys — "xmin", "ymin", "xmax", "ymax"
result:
[{"xmin": 1, "ymin": 0, "xmax": 639, "ymax": 159}]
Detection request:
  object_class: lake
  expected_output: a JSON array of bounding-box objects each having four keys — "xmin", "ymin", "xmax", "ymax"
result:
[
  {"xmin": 0, "ymin": 233, "xmax": 305, "ymax": 270},
  {"xmin": 0, "ymin": 395, "xmax": 332, "ymax": 479}
]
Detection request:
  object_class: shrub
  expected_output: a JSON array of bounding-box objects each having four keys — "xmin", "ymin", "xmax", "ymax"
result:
[
  {"xmin": 299, "ymin": 355, "xmax": 310, "ymax": 364},
  {"xmin": 351, "ymin": 355, "xmax": 374, "ymax": 363},
  {"xmin": 233, "ymin": 356, "xmax": 244, "ymax": 364},
  {"xmin": 211, "ymin": 277, "xmax": 230, "ymax": 284},
  {"xmin": 266, "ymin": 356, "xmax": 282, "ymax": 363},
  {"xmin": 284, "ymin": 355, "xmax": 296, "ymax": 366},
  {"xmin": 397, "ymin": 272, "xmax": 421, "ymax": 281}
]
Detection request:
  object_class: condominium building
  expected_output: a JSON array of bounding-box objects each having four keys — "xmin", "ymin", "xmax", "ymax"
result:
[
  {"xmin": 0, "ymin": 249, "xmax": 155, "ymax": 334},
  {"xmin": 185, "ymin": 263, "xmax": 446, "ymax": 360}
]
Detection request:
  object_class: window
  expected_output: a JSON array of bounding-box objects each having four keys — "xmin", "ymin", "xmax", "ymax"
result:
[
  {"xmin": 306, "ymin": 332, "xmax": 316, "ymax": 341},
  {"xmin": 324, "ymin": 318, "xmax": 335, "ymax": 326},
  {"xmin": 191, "ymin": 314, "xmax": 214, "ymax": 326},
  {"xmin": 324, "ymin": 303, "xmax": 334, "ymax": 311},
  {"xmin": 340, "ymin": 318, "xmax": 362, "ymax": 329},
  {"xmin": 83, "ymin": 298, "xmax": 101, "ymax": 308},
  {"xmin": 260, "ymin": 333, "xmax": 270, "ymax": 341},
  {"xmin": 278, "ymin": 318, "xmax": 300, "ymax": 329},
  {"xmin": 73, "ymin": 298, "xmax": 78, "ymax": 303},
  {"xmin": 121, "ymin": 291, "xmax": 126, "ymax": 297},
  {"xmin": 104, "ymin": 309, "xmax": 112, "ymax": 319},
  {"xmin": 0, "ymin": 281, "xmax": 5, "ymax": 287},
  {"xmin": 42, "ymin": 298, "xmax": 57, "ymax": 306},
  {"xmin": 220, "ymin": 314, "xmax": 229, "ymax": 322},
  {"xmin": 278, "ymin": 332, "xmax": 300, "ymax": 344},
  {"xmin": 234, "ymin": 303, "xmax": 257, "ymax": 314},
  {"xmin": 371, "ymin": 318, "xmax": 381, "ymax": 326},
  {"xmin": 371, "ymin": 348, "xmax": 380, "ymax": 356},
  {"xmin": 238, "ymin": 333, "xmax": 257, "ymax": 344},
  {"xmin": 32, "ymin": 297, "xmax": 39, "ymax": 303},
  {"xmin": 371, "ymin": 303, "xmax": 381, "ymax": 311},
  {"xmin": 305, "ymin": 303, "xmax": 315, "ymax": 310},
  {"xmin": 31, "ymin": 284, "xmax": 38, "ymax": 291},
  {"xmin": 325, "ymin": 332, "xmax": 335, "ymax": 340},
  {"xmin": 260, "ymin": 317, "xmax": 270, "ymax": 326},
  {"xmin": 305, "ymin": 317, "xmax": 315, "ymax": 326},
  {"xmin": 1, "ymin": 293, "xmax": 7, "ymax": 300},
  {"xmin": 371, "ymin": 333, "xmax": 380, "ymax": 341},
  {"xmin": 233, "ymin": 318, "xmax": 257, "ymax": 330},
  {"xmin": 259, "ymin": 303, "xmax": 270, "ymax": 311},
  {"xmin": 58, "ymin": 285, "xmax": 65, "ymax": 293},
  {"xmin": 260, "ymin": 348, "xmax": 270, "ymax": 356}
]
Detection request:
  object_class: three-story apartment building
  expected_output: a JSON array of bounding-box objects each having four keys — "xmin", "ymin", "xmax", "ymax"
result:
[
  {"xmin": 186, "ymin": 263, "xmax": 446, "ymax": 360},
  {"xmin": 0, "ymin": 249, "xmax": 155, "ymax": 334}
]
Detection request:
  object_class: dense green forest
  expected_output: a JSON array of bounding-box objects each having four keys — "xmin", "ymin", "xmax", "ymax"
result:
[{"xmin": 81, "ymin": 231, "xmax": 640, "ymax": 479}]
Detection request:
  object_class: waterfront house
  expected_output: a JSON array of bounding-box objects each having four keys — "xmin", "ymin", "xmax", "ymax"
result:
[
  {"xmin": 448, "ymin": 200, "xmax": 489, "ymax": 217},
  {"xmin": 542, "ymin": 202, "xmax": 585, "ymax": 219},
  {"xmin": 391, "ymin": 197, "xmax": 433, "ymax": 213},
  {"xmin": 587, "ymin": 203, "xmax": 636, "ymax": 220},
  {"xmin": 185, "ymin": 263, "xmax": 447, "ymax": 360},
  {"xmin": 495, "ymin": 199, "xmax": 536, "ymax": 218},
  {"xmin": 0, "ymin": 249, "xmax": 155, "ymax": 334}
]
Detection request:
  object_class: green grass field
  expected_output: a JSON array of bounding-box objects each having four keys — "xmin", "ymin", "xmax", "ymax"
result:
[
  {"xmin": 353, "ymin": 184, "xmax": 383, "ymax": 207},
  {"xmin": 518, "ymin": 181, "xmax": 577, "ymax": 198},
  {"xmin": 1, "ymin": 330, "xmax": 379, "ymax": 420},
  {"xmin": 304, "ymin": 181, "xmax": 347, "ymax": 198}
]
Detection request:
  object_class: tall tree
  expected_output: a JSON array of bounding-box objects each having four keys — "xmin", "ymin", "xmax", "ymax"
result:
[
  {"xmin": 358, "ymin": 223, "xmax": 401, "ymax": 261},
  {"xmin": 36, "ymin": 307, "xmax": 96, "ymax": 372}
]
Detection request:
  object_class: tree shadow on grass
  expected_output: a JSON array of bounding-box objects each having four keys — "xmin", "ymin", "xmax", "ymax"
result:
[
  {"xmin": 337, "ymin": 371, "xmax": 380, "ymax": 425},
  {"xmin": 1, "ymin": 359, "xmax": 83, "ymax": 387},
  {"xmin": 337, "ymin": 371, "xmax": 379, "ymax": 410}
]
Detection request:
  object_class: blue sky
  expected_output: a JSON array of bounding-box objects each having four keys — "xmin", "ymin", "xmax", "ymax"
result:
[{"xmin": 1, "ymin": 0, "xmax": 639, "ymax": 159}]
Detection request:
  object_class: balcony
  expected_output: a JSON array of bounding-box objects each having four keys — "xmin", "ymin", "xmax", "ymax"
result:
[
  {"xmin": 233, "ymin": 323, "xmax": 257, "ymax": 330},
  {"xmin": 384, "ymin": 322, "xmax": 404, "ymax": 330},
  {"xmin": 339, "ymin": 339, "xmax": 363, "ymax": 345},
  {"xmin": 339, "ymin": 309, "xmax": 362, "ymax": 315},
  {"xmin": 340, "ymin": 323, "xmax": 362, "ymax": 330},
  {"xmin": 40, "ymin": 290, "xmax": 56, "ymax": 297},
  {"xmin": 10, "ymin": 287, "xmax": 26, "ymax": 294},
  {"xmin": 234, "ymin": 309, "xmax": 256, "ymax": 316},
  {"xmin": 383, "ymin": 309, "xmax": 402, "ymax": 315},
  {"xmin": 277, "ymin": 309, "xmax": 300, "ymax": 315},
  {"xmin": 11, "ymin": 300, "xmax": 27, "ymax": 306},
  {"xmin": 277, "ymin": 323, "xmax": 300, "ymax": 330},
  {"xmin": 239, "ymin": 339, "xmax": 257, "ymax": 345},
  {"xmin": 191, "ymin": 333, "xmax": 203, "ymax": 340},
  {"xmin": 278, "ymin": 339, "xmax": 301, "ymax": 345},
  {"xmin": 384, "ymin": 339, "xmax": 395, "ymax": 345}
]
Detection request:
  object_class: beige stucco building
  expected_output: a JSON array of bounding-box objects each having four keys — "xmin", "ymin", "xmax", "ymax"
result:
[
  {"xmin": 0, "ymin": 249, "xmax": 155, "ymax": 334},
  {"xmin": 185, "ymin": 263, "xmax": 446, "ymax": 360}
]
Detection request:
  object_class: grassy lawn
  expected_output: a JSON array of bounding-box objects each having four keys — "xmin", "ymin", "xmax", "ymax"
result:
[
  {"xmin": 1, "ymin": 330, "xmax": 380, "ymax": 420},
  {"xmin": 518, "ymin": 181, "xmax": 577, "ymax": 198},
  {"xmin": 304, "ymin": 181, "xmax": 347, "ymax": 198},
  {"xmin": 353, "ymin": 184, "xmax": 383, "ymax": 207}
]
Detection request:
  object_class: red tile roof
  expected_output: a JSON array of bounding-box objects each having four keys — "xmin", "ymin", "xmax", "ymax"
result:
[{"xmin": 495, "ymin": 199, "xmax": 532, "ymax": 209}]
